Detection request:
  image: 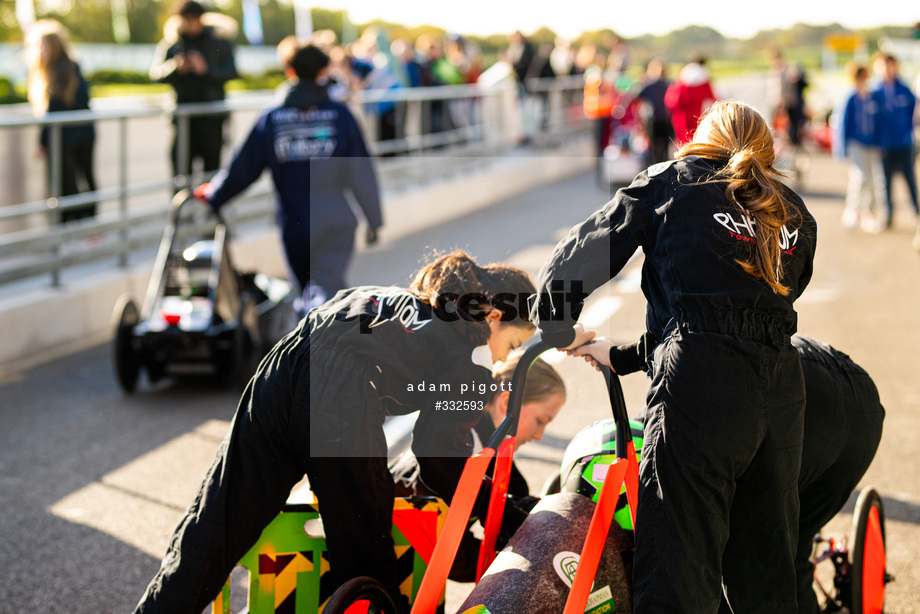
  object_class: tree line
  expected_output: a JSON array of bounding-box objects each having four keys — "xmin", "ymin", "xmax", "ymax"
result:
[{"xmin": 0, "ymin": 0, "xmax": 914, "ymax": 66}]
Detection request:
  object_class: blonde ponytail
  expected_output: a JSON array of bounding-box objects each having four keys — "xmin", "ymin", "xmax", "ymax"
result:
[{"xmin": 678, "ymin": 101, "xmax": 799, "ymax": 295}]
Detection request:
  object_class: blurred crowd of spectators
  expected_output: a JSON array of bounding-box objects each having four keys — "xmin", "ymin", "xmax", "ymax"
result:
[{"xmin": 309, "ymin": 27, "xmax": 640, "ymax": 146}]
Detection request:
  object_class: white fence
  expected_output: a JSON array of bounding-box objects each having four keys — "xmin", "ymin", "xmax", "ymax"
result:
[
  {"xmin": 0, "ymin": 76, "xmax": 590, "ymax": 287},
  {"xmin": 0, "ymin": 42, "xmax": 282, "ymax": 85}
]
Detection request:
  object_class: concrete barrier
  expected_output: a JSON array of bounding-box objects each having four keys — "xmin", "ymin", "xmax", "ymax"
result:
[{"xmin": 0, "ymin": 143, "xmax": 593, "ymax": 377}]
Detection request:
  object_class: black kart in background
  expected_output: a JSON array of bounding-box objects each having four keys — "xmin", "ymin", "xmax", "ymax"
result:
[{"xmin": 112, "ymin": 191, "xmax": 297, "ymax": 393}]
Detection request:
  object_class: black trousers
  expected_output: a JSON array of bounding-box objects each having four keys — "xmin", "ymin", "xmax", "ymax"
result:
[
  {"xmin": 297, "ymin": 223, "xmax": 356, "ymax": 309},
  {"xmin": 713, "ymin": 353, "xmax": 884, "ymax": 613},
  {"xmin": 170, "ymin": 115, "xmax": 226, "ymax": 177},
  {"xmin": 633, "ymin": 329, "xmax": 805, "ymax": 614},
  {"xmin": 378, "ymin": 106, "xmax": 398, "ymax": 157},
  {"xmin": 880, "ymin": 147, "xmax": 920, "ymax": 220},
  {"xmin": 48, "ymin": 139, "xmax": 97, "ymax": 223},
  {"xmin": 133, "ymin": 336, "xmax": 401, "ymax": 613},
  {"xmin": 793, "ymin": 358, "xmax": 884, "ymax": 613},
  {"xmin": 644, "ymin": 119, "xmax": 674, "ymax": 168}
]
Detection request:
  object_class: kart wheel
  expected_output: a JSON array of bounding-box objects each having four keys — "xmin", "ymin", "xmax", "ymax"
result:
[
  {"xmin": 146, "ymin": 359, "xmax": 166, "ymax": 384},
  {"xmin": 540, "ymin": 471, "xmax": 562, "ymax": 497},
  {"xmin": 112, "ymin": 295, "xmax": 140, "ymax": 393},
  {"xmin": 323, "ymin": 576, "xmax": 398, "ymax": 614},
  {"xmin": 851, "ymin": 487, "xmax": 887, "ymax": 614}
]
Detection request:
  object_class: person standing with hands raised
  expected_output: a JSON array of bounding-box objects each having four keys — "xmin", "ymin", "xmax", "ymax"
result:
[{"xmin": 150, "ymin": 0, "xmax": 238, "ymax": 180}]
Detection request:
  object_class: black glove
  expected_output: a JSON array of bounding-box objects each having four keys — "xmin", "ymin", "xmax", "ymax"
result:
[
  {"xmin": 609, "ymin": 331, "xmax": 661, "ymax": 375},
  {"xmin": 365, "ymin": 227, "xmax": 379, "ymax": 246},
  {"xmin": 609, "ymin": 341, "xmax": 644, "ymax": 375}
]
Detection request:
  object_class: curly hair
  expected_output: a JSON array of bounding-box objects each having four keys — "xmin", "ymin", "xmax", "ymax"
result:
[{"xmin": 410, "ymin": 250, "xmax": 536, "ymax": 345}]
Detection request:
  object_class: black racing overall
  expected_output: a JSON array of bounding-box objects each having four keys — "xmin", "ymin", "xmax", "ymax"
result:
[
  {"xmin": 533, "ymin": 156, "xmax": 817, "ymax": 613},
  {"xmin": 786, "ymin": 336, "xmax": 884, "ymax": 614},
  {"xmin": 609, "ymin": 333, "xmax": 883, "ymax": 614},
  {"xmin": 134, "ymin": 287, "xmax": 493, "ymax": 614}
]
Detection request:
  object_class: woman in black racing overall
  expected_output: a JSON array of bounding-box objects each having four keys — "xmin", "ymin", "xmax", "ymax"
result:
[
  {"xmin": 133, "ymin": 250, "xmax": 540, "ymax": 613},
  {"xmin": 532, "ymin": 100, "xmax": 818, "ymax": 613}
]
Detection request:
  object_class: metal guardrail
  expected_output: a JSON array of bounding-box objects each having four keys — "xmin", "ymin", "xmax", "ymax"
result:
[{"xmin": 0, "ymin": 76, "xmax": 589, "ymax": 288}]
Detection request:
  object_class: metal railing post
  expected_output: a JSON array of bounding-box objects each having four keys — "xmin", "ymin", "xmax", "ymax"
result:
[
  {"xmin": 49, "ymin": 122, "xmax": 62, "ymax": 287},
  {"xmin": 395, "ymin": 101, "xmax": 406, "ymax": 156},
  {"xmin": 176, "ymin": 111, "xmax": 190, "ymax": 189},
  {"xmin": 406, "ymin": 100, "xmax": 421, "ymax": 155},
  {"xmin": 421, "ymin": 100, "xmax": 431, "ymax": 155},
  {"xmin": 118, "ymin": 116, "xmax": 129, "ymax": 267}
]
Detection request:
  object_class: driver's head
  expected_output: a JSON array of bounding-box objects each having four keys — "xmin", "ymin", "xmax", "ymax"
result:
[{"xmin": 487, "ymin": 356, "xmax": 566, "ymax": 446}]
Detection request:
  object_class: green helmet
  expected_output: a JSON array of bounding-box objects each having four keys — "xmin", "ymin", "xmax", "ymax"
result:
[{"xmin": 559, "ymin": 418, "xmax": 644, "ymax": 531}]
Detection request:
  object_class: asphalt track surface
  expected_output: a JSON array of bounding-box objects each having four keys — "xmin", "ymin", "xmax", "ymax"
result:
[{"xmin": 2, "ymin": 151, "xmax": 919, "ymax": 613}]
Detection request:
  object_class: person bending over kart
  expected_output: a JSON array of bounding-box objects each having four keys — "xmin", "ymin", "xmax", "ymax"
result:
[
  {"xmin": 578, "ymin": 333, "xmax": 885, "ymax": 614},
  {"xmin": 391, "ymin": 355, "xmax": 567, "ymax": 581},
  {"xmin": 132, "ymin": 250, "xmax": 540, "ymax": 613}
]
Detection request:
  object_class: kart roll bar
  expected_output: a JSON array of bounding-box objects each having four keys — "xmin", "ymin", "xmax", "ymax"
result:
[
  {"xmin": 140, "ymin": 189, "xmax": 232, "ymax": 322},
  {"xmin": 411, "ymin": 340, "xmax": 639, "ymax": 614}
]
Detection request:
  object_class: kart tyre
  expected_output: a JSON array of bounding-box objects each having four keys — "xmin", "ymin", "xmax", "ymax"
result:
[
  {"xmin": 323, "ymin": 576, "xmax": 398, "ymax": 614},
  {"xmin": 112, "ymin": 294, "xmax": 140, "ymax": 393},
  {"xmin": 851, "ymin": 487, "xmax": 887, "ymax": 614}
]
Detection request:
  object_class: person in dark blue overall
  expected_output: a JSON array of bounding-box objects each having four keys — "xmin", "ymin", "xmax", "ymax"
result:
[
  {"xmin": 532, "ymin": 101, "xmax": 818, "ymax": 612},
  {"xmin": 199, "ymin": 40, "xmax": 383, "ymax": 311}
]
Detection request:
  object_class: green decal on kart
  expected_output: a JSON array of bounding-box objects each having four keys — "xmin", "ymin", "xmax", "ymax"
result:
[
  {"xmin": 458, "ymin": 606, "xmax": 492, "ymax": 614},
  {"xmin": 552, "ymin": 551, "xmax": 615, "ymax": 612},
  {"xmin": 585, "ymin": 585, "xmax": 615, "ymax": 614},
  {"xmin": 553, "ymin": 551, "xmax": 582, "ymax": 587}
]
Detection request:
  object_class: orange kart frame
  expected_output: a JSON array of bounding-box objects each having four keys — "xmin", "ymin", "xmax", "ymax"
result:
[{"xmin": 410, "ymin": 341, "xmax": 640, "ymax": 614}]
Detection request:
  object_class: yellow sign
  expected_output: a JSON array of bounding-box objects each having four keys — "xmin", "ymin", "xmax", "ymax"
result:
[{"xmin": 824, "ymin": 34, "xmax": 866, "ymax": 52}]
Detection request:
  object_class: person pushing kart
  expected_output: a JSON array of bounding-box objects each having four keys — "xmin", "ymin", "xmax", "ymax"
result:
[
  {"xmin": 532, "ymin": 101, "xmax": 817, "ymax": 612},
  {"xmin": 197, "ymin": 40, "xmax": 382, "ymax": 313}
]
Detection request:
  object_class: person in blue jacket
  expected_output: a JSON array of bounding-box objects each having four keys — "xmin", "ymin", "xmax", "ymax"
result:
[
  {"xmin": 872, "ymin": 53, "xmax": 918, "ymax": 233},
  {"xmin": 198, "ymin": 38, "xmax": 383, "ymax": 311}
]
